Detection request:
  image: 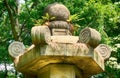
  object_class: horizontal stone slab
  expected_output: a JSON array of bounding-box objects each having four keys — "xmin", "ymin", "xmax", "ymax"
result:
[{"xmin": 51, "ymin": 36, "xmax": 79, "ymax": 43}]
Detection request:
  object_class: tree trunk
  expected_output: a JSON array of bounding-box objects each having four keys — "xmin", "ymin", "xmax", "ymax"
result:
[{"xmin": 4, "ymin": 0, "xmax": 19, "ymax": 41}]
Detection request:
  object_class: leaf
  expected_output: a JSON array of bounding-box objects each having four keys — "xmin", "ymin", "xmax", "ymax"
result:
[
  {"xmin": 34, "ymin": 19, "xmax": 44, "ymax": 26},
  {"xmin": 50, "ymin": 17, "xmax": 55, "ymax": 20},
  {"xmin": 68, "ymin": 14, "xmax": 84, "ymax": 23}
]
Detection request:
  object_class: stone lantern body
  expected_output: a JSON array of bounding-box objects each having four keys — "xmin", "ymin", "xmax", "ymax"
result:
[{"xmin": 8, "ymin": 3, "xmax": 111, "ymax": 78}]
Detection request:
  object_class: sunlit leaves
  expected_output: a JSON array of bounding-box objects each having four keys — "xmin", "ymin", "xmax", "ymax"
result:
[
  {"xmin": 42, "ymin": 13, "xmax": 55, "ymax": 21},
  {"xmin": 34, "ymin": 19, "xmax": 44, "ymax": 26}
]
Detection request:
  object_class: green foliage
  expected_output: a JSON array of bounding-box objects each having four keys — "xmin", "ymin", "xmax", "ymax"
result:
[
  {"xmin": 34, "ymin": 13, "xmax": 55, "ymax": 26},
  {"xmin": 34, "ymin": 19, "xmax": 44, "ymax": 26},
  {"xmin": 42, "ymin": 13, "xmax": 55, "ymax": 21},
  {"xmin": 68, "ymin": 14, "xmax": 80, "ymax": 22}
]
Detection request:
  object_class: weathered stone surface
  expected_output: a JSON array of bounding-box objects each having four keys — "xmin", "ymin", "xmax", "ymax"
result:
[
  {"xmin": 51, "ymin": 29, "xmax": 71, "ymax": 35},
  {"xmin": 31, "ymin": 26, "xmax": 51, "ymax": 45},
  {"xmin": 14, "ymin": 42, "xmax": 104, "ymax": 78},
  {"xmin": 8, "ymin": 3, "xmax": 111, "ymax": 78},
  {"xmin": 79, "ymin": 27, "xmax": 101, "ymax": 47},
  {"xmin": 48, "ymin": 21, "xmax": 74, "ymax": 35},
  {"xmin": 51, "ymin": 36, "xmax": 79, "ymax": 43},
  {"xmin": 38, "ymin": 64, "xmax": 83, "ymax": 78},
  {"xmin": 16, "ymin": 56, "xmax": 104, "ymax": 78},
  {"xmin": 94, "ymin": 48, "xmax": 105, "ymax": 70},
  {"xmin": 94, "ymin": 44, "xmax": 111, "ymax": 60},
  {"xmin": 8, "ymin": 41, "xmax": 25, "ymax": 58},
  {"xmin": 44, "ymin": 43, "xmax": 91, "ymax": 56},
  {"xmin": 49, "ymin": 21, "xmax": 70, "ymax": 29},
  {"xmin": 44, "ymin": 3, "xmax": 70, "ymax": 21}
]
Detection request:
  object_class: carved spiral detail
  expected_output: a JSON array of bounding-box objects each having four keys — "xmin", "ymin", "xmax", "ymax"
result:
[
  {"xmin": 31, "ymin": 26, "xmax": 51, "ymax": 45},
  {"xmin": 8, "ymin": 41, "xmax": 25, "ymax": 58},
  {"xmin": 79, "ymin": 28, "xmax": 90, "ymax": 43},
  {"xmin": 95, "ymin": 44, "xmax": 111, "ymax": 60},
  {"xmin": 79, "ymin": 27, "xmax": 101, "ymax": 47}
]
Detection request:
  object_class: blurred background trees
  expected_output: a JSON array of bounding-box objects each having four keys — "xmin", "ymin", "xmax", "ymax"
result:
[{"xmin": 0, "ymin": 0, "xmax": 119, "ymax": 78}]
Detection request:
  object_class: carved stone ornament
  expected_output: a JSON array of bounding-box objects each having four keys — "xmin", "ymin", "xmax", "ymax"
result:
[
  {"xmin": 94, "ymin": 44, "xmax": 111, "ymax": 60},
  {"xmin": 79, "ymin": 27, "xmax": 101, "ymax": 47},
  {"xmin": 49, "ymin": 21, "xmax": 70, "ymax": 29},
  {"xmin": 8, "ymin": 3, "xmax": 112, "ymax": 78},
  {"xmin": 31, "ymin": 26, "xmax": 51, "ymax": 45},
  {"xmin": 44, "ymin": 3, "xmax": 70, "ymax": 21},
  {"xmin": 8, "ymin": 41, "xmax": 25, "ymax": 58}
]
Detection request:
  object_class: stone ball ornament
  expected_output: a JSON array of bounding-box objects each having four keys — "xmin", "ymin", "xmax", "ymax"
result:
[
  {"xmin": 8, "ymin": 41, "xmax": 25, "ymax": 58},
  {"xmin": 44, "ymin": 3, "xmax": 70, "ymax": 21}
]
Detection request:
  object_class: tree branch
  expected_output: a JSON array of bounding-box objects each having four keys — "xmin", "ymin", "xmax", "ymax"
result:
[
  {"xmin": 4, "ymin": 0, "xmax": 19, "ymax": 41},
  {"xmin": 18, "ymin": 20, "xmax": 28, "ymax": 38}
]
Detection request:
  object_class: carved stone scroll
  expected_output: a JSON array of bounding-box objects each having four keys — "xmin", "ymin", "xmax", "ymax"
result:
[
  {"xmin": 79, "ymin": 27, "xmax": 101, "ymax": 47},
  {"xmin": 31, "ymin": 26, "xmax": 51, "ymax": 45},
  {"xmin": 8, "ymin": 41, "xmax": 25, "ymax": 58},
  {"xmin": 44, "ymin": 3, "xmax": 70, "ymax": 21},
  {"xmin": 94, "ymin": 44, "xmax": 111, "ymax": 60}
]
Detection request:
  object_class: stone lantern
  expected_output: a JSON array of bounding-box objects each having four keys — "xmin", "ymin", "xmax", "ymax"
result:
[{"xmin": 8, "ymin": 3, "xmax": 111, "ymax": 78}]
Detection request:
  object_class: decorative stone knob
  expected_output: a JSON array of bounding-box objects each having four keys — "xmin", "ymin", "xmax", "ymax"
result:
[
  {"xmin": 48, "ymin": 21, "xmax": 73, "ymax": 35},
  {"xmin": 8, "ymin": 41, "xmax": 25, "ymax": 58},
  {"xmin": 44, "ymin": 3, "xmax": 70, "ymax": 21},
  {"xmin": 94, "ymin": 44, "xmax": 111, "ymax": 60},
  {"xmin": 31, "ymin": 26, "xmax": 51, "ymax": 45},
  {"xmin": 79, "ymin": 27, "xmax": 101, "ymax": 47},
  {"xmin": 49, "ymin": 21, "xmax": 70, "ymax": 29}
]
